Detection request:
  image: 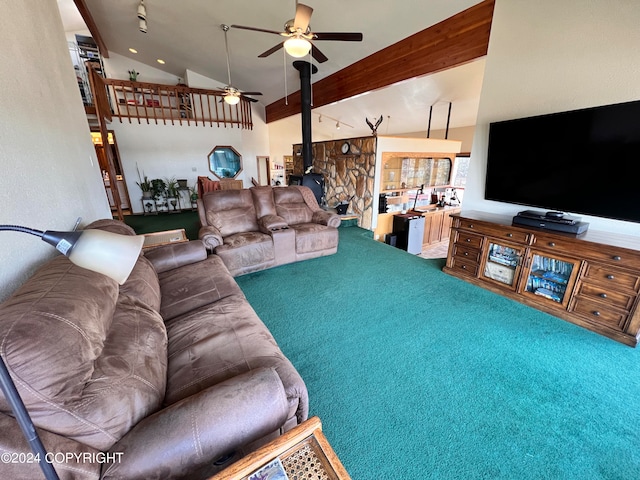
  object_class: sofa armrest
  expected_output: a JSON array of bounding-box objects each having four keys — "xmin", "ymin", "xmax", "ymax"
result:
[
  {"xmin": 313, "ymin": 210, "xmax": 342, "ymax": 228},
  {"xmin": 198, "ymin": 225, "xmax": 223, "ymax": 251},
  {"xmin": 101, "ymin": 368, "xmax": 289, "ymax": 480},
  {"xmin": 144, "ymin": 240, "xmax": 208, "ymax": 273},
  {"xmin": 258, "ymin": 214, "xmax": 289, "ymax": 233}
]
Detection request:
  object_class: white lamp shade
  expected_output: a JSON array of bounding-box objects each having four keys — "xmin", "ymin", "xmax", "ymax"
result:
[
  {"xmin": 68, "ymin": 230, "xmax": 144, "ymax": 285},
  {"xmin": 284, "ymin": 36, "xmax": 312, "ymax": 58},
  {"xmin": 224, "ymin": 94, "xmax": 240, "ymax": 105}
]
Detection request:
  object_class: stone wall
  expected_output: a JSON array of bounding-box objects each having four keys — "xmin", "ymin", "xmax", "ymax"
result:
[{"xmin": 293, "ymin": 136, "xmax": 377, "ymax": 229}]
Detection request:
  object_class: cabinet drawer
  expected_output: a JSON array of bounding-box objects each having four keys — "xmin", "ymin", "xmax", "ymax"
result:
[
  {"xmin": 452, "ymin": 243, "xmax": 481, "ymax": 264},
  {"xmin": 448, "ymin": 256, "xmax": 479, "ymax": 277},
  {"xmin": 534, "ymin": 233, "xmax": 640, "ymax": 269},
  {"xmin": 575, "ymin": 282, "xmax": 636, "ymax": 311},
  {"xmin": 531, "ymin": 233, "xmax": 579, "ymax": 256},
  {"xmin": 570, "ymin": 298, "xmax": 629, "ymax": 331},
  {"xmin": 453, "ymin": 231, "xmax": 484, "ymax": 249},
  {"xmin": 582, "ymin": 263, "xmax": 640, "ymax": 292},
  {"xmin": 453, "ymin": 218, "xmax": 532, "ymax": 244}
]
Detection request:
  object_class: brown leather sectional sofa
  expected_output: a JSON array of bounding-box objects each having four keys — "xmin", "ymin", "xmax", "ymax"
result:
[
  {"xmin": 0, "ymin": 219, "xmax": 307, "ymax": 479},
  {"xmin": 198, "ymin": 185, "xmax": 341, "ymax": 276}
]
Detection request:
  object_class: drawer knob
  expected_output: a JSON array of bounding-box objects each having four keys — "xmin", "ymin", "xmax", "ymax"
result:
[
  {"xmin": 466, "ymin": 238, "xmax": 471, "ymax": 242},
  {"xmin": 461, "ymin": 265, "xmax": 467, "ymax": 269},
  {"xmin": 548, "ymin": 242, "xmax": 556, "ymax": 247},
  {"xmin": 464, "ymin": 252, "xmax": 469, "ymax": 256},
  {"xmin": 506, "ymin": 233, "xmax": 513, "ymax": 237},
  {"xmin": 606, "ymin": 274, "xmax": 615, "ymax": 280},
  {"xmin": 599, "ymin": 293, "xmax": 608, "ymax": 298},
  {"xmin": 612, "ymin": 255, "xmax": 621, "ymax": 261},
  {"xmin": 469, "ymin": 224, "xmax": 474, "ymax": 228},
  {"xmin": 593, "ymin": 311, "xmax": 601, "ymax": 316}
]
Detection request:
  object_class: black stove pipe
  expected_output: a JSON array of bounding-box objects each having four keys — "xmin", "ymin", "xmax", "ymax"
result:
[{"xmin": 293, "ymin": 60, "xmax": 318, "ymax": 171}]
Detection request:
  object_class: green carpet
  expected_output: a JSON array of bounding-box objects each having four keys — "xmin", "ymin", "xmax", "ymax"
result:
[
  {"xmin": 234, "ymin": 227, "xmax": 640, "ymax": 480},
  {"xmin": 122, "ymin": 211, "xmax": 200, "ymax": 240}
]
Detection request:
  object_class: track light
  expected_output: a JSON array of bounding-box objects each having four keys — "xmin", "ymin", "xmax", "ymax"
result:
[
  {"xmin": 139, "ymin": 18, "xmax": 147, "ymax": 33},
  {"xmin": 137, "ymin": 0, "xmax": 146, "ymax": 20},
  {"xmin": 336, "ymin": 121, "xmax": 340, "ymax": 130},
  {"xmin": 318, "ymin": 115, "xmax": 322, "ymax": 123}
]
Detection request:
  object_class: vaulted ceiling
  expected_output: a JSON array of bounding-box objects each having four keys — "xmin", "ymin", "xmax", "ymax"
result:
[{"xmin": 61, "ymin": 0, "xmax": 492, "ymax": 138}]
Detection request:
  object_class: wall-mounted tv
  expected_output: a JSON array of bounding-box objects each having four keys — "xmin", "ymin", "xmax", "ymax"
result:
[{"xmin": 485, "ymin": 99, "xmax": 640, "ymax": 224}]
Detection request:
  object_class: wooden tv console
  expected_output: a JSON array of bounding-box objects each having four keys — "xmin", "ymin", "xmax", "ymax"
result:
[{"xmin": 443, "ymin": 211, "xmax": 640, "ymax": 346}]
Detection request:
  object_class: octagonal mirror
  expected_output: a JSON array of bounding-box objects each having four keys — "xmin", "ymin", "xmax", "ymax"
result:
[{"xmin": 208, "ymin": 145, "xmax": 242, "ymax": 179}]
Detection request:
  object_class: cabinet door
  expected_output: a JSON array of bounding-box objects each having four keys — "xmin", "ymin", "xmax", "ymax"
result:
[
  {"xmin": 520, "ymin": 250, "xmax": 582, "ymax": 308},
  {"xmin": 479, "ymin": 240, "xmax": 526, "ymax": 290},
  {"xmin": 428, "ymin": 211, "xmax": 445, "ymax": 244}
]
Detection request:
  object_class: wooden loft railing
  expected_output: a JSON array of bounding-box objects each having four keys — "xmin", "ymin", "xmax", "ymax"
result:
[{"xmin": 86, "ymin": 65, "xmax": 254, "ymax": 129}]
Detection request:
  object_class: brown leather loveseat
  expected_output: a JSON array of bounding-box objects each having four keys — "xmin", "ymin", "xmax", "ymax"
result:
[
  {"xmin": 0, "ymin": 219, "xmax": 307, "ymax": 480},
  {"xmin": 197, "ymin": 185, "xmax": 341, "ymax": 276}
]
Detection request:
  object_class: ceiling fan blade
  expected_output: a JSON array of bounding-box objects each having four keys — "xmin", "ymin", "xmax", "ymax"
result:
[
  {"xmin": 242, "ymin": 95, "xmax": 260, "ymax": 103},
  {"xmin": 241, "ymin": 91, "xmax": 263, "ymax": 96},
  {"xmin": 311, "ymin": 44, "xmax": 329, "ymax": 63},
  {"xmin": 293, "ymin": 3, "xmax": 313, "ymax": 32},
  {"xmin": 313, "ymin": 32, "xmax": 363, "ymax": 42},
  {"xmin": 230, "ymin": 24, "xmax": 282, "ymax": 36},
  {"xmin": 258, "ymin": 42, "xmax": 284, "ymax": 58}
]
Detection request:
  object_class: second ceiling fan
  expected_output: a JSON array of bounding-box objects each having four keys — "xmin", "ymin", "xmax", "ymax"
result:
[
  {"xmin": 214, "ymin": 24, "xmax": 263, "ymax": 105},
  {"xmin": 231, "ymin": 2, "xmax": 363, "ymax": 63}
]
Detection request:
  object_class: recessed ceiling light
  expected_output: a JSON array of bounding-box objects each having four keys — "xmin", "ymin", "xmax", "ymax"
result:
[
  {"xmin": 129, "ymin": 48, "xmax": 138, "ymax": 54},
  {"xmin": 157, "ymin": 59, "xmax": 165, "ymax": 65}
]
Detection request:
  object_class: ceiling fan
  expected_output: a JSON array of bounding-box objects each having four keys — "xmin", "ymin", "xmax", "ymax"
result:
[
  {"xmin": 231, "ymin": 2, "xmax": 363, "ymax": 64},
  {"xmin": 214, "ymin": 24, "xmax": 262, "ymax": 105}
]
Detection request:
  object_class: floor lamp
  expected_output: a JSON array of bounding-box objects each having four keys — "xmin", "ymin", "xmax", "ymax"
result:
[{"xmin": 0, "ymin": 224, "xmax": 143, "ymax": 480}]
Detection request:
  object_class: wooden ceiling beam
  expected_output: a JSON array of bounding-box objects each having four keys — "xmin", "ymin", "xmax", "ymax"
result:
[{"xmin": 265, "ymin": 0, "xmax": 494, "ymax": 123}]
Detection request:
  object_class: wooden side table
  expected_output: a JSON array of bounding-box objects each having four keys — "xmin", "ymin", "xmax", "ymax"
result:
[
  {"xmin": 209, "ymin": 416, "xmax": 350, "ymax": 480},
  {"xmin": 142, "ymin": 228, "xmax": 188, "ymax": 250}
]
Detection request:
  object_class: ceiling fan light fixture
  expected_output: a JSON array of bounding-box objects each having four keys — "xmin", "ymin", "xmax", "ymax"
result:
[
  {"xmin": 284, "ymin": 35, "xmax": 312, "ymax": 58},
  {"xmin": 224, "ymin": 93, "xmax": 241, "ymax": 105}
]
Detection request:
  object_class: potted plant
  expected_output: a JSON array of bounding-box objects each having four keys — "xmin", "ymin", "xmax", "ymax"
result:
[
  {"xmin": 136, "ymin": 176, "xmax": 153, "ymax": 199},
  {"xmin": 188, "ymin": 186, "xmax": 198, "ymax": 208},
  {"xmin": 150, "ymin": 178, "xmax": 167, "ymax": 200},
  {"xmin": 165, "ymin": 177, "xmax": 181, "ymax": 212}
]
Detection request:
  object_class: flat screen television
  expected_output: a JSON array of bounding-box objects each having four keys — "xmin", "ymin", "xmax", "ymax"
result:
[{"xmin": 485, "ymin": 99, "xmax": 640, "ymax": 223}]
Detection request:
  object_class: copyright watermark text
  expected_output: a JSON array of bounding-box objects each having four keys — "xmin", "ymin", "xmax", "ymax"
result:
[{"xmin": 1, "ymin": 451, "xmax": 123, "ymax": 464}]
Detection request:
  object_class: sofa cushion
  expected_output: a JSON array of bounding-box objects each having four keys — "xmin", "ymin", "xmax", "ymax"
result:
[
  {"xmin": 251, "ymin": 186, "xmax": 277, "ymax": 218},
  {"xmin": 0, "ymin": 255, "xmax": 167, "ymax": 450},
  {"xmin": 158, "ymin": 254, "xmax": 245, "ymax": 321},
  {"xmin": 119, "ymin": 255, "xmax": 161, "ymax": 312},
  {"xmin": 163, "ymin": 297, "xmax": 307, "ymax": 423},
  {"xmin": 215, "ymin": 232, "xmax": 276, "ymax": 275},
  {"xmin": 289, "ymin": 223, "xmax": 340, "ymax": 254},
  {"xmin": 0, "ymin": 257, "xmax": 117, "ymax": 404},
  {"xmin": 274, "ymin": 187, "xmax": 314, "ymax": 225},
  {"xmin": 203, "ymin": 189, "xmax": 260, "ymax": 237}
]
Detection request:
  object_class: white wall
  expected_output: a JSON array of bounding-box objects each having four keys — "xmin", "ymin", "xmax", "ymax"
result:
[
  {"xmin": 464, "ymin": 0, "xmax": 640, "ymax": 236},
  {"xmin": 0, "ymin": 0, "xmax": 110, "ymax": 301}
]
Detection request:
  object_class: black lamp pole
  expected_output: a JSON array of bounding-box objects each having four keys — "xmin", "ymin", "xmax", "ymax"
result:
[{"xmin": 0, "ymin": 357, "xmax": 59, "ymax": 479}]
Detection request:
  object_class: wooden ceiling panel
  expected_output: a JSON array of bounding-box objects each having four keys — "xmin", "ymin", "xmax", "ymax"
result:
[{"xmin": 265, "ymin": 0, "xmax": 494, "ymax": 123}]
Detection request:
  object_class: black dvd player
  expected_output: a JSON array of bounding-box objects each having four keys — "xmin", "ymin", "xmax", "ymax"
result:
[
  {"xmin": 516, "ymin": 210, "xmax": 580, "ymax": 225},
  {"xmin": 512, "ymin": 215, "xmax": 589, "ymax": 235}
]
